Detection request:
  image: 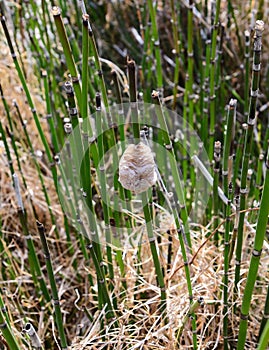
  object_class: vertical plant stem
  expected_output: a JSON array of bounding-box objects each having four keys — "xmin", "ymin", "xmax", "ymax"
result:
[
  {"xmin": 95, "ymin": 93, "xmax": 115, "ymax": 295},
  {"xmin": 208, "ymin": 0, "xmax": 221, "ymax": 161},
  {"xmin": 223, "ymin": 99, "xmax": 237, "ymax": 196},
  {"xmin": 213, "ymin": 141, "xmax": 221, "ymax": 247},
  {"xmin": 259, "ymin": 283, "xmax": 269, "ymax": 339},
  {"xmin": 223, "ymin": 182, "xmax": 233, "ymax": 350},
  {"xmin": 257, "ymin": 319, "xmax": 269, "ymax": 350},
  {"xmin": 84, "ymin": 6, "xmax": 110, "ymax": 110},
  {"xmin": 236, "ymin": 145, "xmax": 269, "ymax": 349},
  {"xmin": 81, "ymin": 13, "xmax": 89, "ymax": 121},
  {"xmin": 36, "ymin": 221, "xmax": 68, "ymax": 349},
  {"xmin": 147, "ymin": 0, "xmax": 163, "ymax": 92},
  {"xmin": 18, "ymin": 206, "xmax": 51, "ymax": 304},
  {"xmin": 42, "ymin": 70, "xmax": 59, "ymax": 154},
  {"xmin": 141, "ymin": 192, "xmax": 167, "ymax": 316},
  {"xmin": 200, "ymin": 35, "xmax": 211, "ymax": 148},
  {"xmin": 0, "ymin": 305, "xmax": 21, "ymax": 350},
  {"xmin": 170, "ymin": 0, "xmax": 181, "ymax": 110},
  {"xmin": 51, "ymin": 6, "xmax": 82, "ymax": 110},
  {"xmin": 234, "ymin": 20, "xmax": 264, "ymax": 293},
  {"xmin": 186, "ymin": 0, "xmax": 194, "ymax": 129},
  {"xmin": 128, "ymin": 59, "xmax": 140, "ymax": 141},
  {"xmin": 151, "ymin": 91, "xmax": 190, "ymax": 244},
  {"xmin": 244, "ymin": 30, "xmax": 250, "ymax": 120}
]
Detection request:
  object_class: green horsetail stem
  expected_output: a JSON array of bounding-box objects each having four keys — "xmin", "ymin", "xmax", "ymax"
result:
[
  {"xmin": 42, "ymin": 70, "xmax": 59, "ymax": 154},
  {"xmin": 85, "ymin": 9, "xmax": 110, "ymax": 109},
  {"xmin": 186, "ymin": 0, "xmax": 194, "ymax": 128},
  {"xmin": 223, "ymin": 99, "xmax": 237, "ymax": 197},
  {"xmin": 81, "ymin": 13, "xmax": 89, "ymax": 121},
  {"xmin": 151, "ymin": 91, "xmax": 190, "ymax": 243},
  {"xmin": 223, "ymin": 182, "xmax": 233, "ymax": 350},
  {"xmin": 232, "ymin": 123, "xmax": 247, "ymax": 191},
  {"xmin": 208, "ymin": 0, "xmax": 221, "ymax": 161},
  {"xmin": 18, "ymin": 207, "xmax": 51, "ymax": 304},
  {"xmin": 213, "ymin": 141, "xmax": 221, "ymax": 247},
  {"xmin": 257, "ymin": 319, "xmax": 269, "ymax": 350},
  {"xmin": 234, "ymin": 20, "xmax": 264, "ymax": 294},
  {"xmin": 95, "ymin": 93, "xmax": 115, "ymax": 295},
  {"xmin": 236, "ymin": 146, "xmax": 269, "ymax": 349},
  {"xmin": 128, "ymin": 59, "xmax": 140, "ymax": 141},
  {"xmin": 141, "ymin": 191, "xmax": 167, "ymax": 317},
  {"xmin": 51, "ymin": 6, "xmax": 82, "ymax": 109},
  {"xmin": 200, "ymin": 35, "xmax": 211, "ymax": 148},
  {"xmin": 170, "ymin": 0, "xmax": 181, "ymax": 110},
  {"xmin": 215, "ymin": 25, "xmax": 225, "ymax": 116},
  {"xmin": 259, "ymin": 284, "xmax": 269, "ymax": 340},
  {"xmin": 244, "ymin": 30, "xmax": 250, "ymax": 119},
  {"xmin": 0, "ymin": 305, "xmax": 21, "ymax": 350},
  {"xmin": 147, "ymin": 0, "xmax": 163, "ymax": 92},
  {"xmin": 36, "ymin": 221, "xmax": 68, "ymax": 349}
]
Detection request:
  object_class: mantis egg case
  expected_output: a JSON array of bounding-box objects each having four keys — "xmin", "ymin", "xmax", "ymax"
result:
[{"xmin": 118, "ymin": 142, "xmax": 157, "ymax": 194}]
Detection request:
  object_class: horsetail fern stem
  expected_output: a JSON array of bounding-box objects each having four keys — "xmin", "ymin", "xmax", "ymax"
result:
[
  {"xmin": 244, "ymin": 30, "xmax": 250, "ymax": 120},
  {"xmin": 186, "ymin": 0, "xmax": 194, "ymax": 129},
  {"xmin": 200, "ymin": 35, "xmax": 211, "ymax": 148},
  {"xmin": 51, "ymin": 6, "xmax": 82, "ymax": 109},
  {"xmin": 36, "ymin": 221, "xmax": 68, "ymax": 349},
  {"xmin": 63, "ymin": 17, "xmax": 81, "ymax": 63},
  {"xmin": 141, "ymin": 191, "xmax": 167, "ymax": 316},
  {"xmin": 182, "ymin": 0, "xmax": 195, "ymax": 185},
  {"xmin": 176, "ymin": 297, "xmax": 203, "ymax": 343},
  {"xmin": 95, "ymin": 93, "xmax": 115, "ymax": 294},
  {"xmin": 259, "ymin": 284, "xmax": 269, "ymax": 339},
  {"xmin": 170, "ymin": 0, "xmax": 181, "ymax": 110},
  {"xmin": 0, "ymin": 120, "xmax": 14, "ymax": 178},
  {"xmin": 168, "ymin": 194, "xmax": 197, "ymax": 348},
  {"xmin": 128, "ymin": 59, "xmax": 140, "ymax": 142},
  {"xmin": 110, "ymin": 70, "xmax": 130, "ymax": 292},
  {"xmin": 215, "ymin": 24, "xmax": 225, "ymax": 116},
  {"xmin": 234, "ymin": 20, "xmax": 264, "ymax": 293},
  {"xmin": 151, "ymin": 91, "xmax": 189, "ymax": 244},
  {"xmin": 254, "ymin": 153, "xmax": 264, "ymax": 203},
  {"xmin": 236, "ymin": 146, "xmax": 269, "ymax": 349},
  {"xmin": 83, "ymin": 3, "xmax": 110, "ymax": 110},
  {"xmin": 0, "ymin": 292, "xmax": 11, "ymax": 327},
  {"xmin": 223, "ymin": 99, "xmax": 237, "ymax": 196},
  {"xmin": 0, "ymin": 10, "xmax": 57, "ymax": 187},
  {"xmin": 213, "ymin": 141, "xmax": 221, "ymax": 247},
  {"xmin": 0, "ymin": 306, "xmax": 21, "ymax": 350},
  {"xmin": 42, "ymin": 70, "xmax": 59, "ymax": 154},
  {"xmin": 147, "ymin": 0, "xmax": 163, "ymax": 92},
  {"xmin": 81, "ymin": 13, "xmax": 89, "ymax": 121},
  {"xmin": 18, "ymin": 206, "xmax": 51, "ymax": 304},
  {"xmin": 209, "ymin": 0, "xmax": 221, "ymax": 161},
  {"xmin": 257, "ymin": 320, "xmax": 269, "ymax": 350},
  {"xmin": 223, "ymin": 182, "xmax": 233, "ymax": 350},
  {"xmin": 233, "ymin": 123, "xmax": 247, "ymax": 190}
]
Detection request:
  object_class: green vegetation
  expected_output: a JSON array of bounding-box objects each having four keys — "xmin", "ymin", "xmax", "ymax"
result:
[{"xmin": 0, "ymin": 1, "xmax": 268, "ymax": 349}]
